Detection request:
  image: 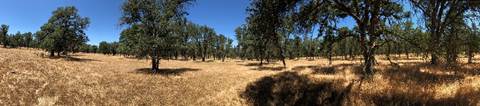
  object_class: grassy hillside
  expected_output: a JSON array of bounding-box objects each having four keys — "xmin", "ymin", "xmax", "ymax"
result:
[{"xmin": 1, "ymin": 48, "xmax": 480, "ymax": 105}]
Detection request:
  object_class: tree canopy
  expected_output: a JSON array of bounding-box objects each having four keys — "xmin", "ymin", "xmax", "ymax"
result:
[
  {"xmin": 120, "ymin": 0, "xmax": 194, "ymax": 72},
  {"xmin": 36, "ymin": 6, "xmax": 90, "ymax": 57}
]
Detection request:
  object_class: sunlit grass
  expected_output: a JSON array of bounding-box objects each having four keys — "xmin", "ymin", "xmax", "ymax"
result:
[{"xmin": 2, "ymin": 48, "xmax": 480, "ymax": 105}]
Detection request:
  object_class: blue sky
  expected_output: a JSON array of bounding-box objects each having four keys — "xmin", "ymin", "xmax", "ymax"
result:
[
  {"xmin": 0, "ymin": 0, "xmax": 251, "ymax": 45},
  {"xmin": 0, "ymin": 0, "xmax": 416, "ymax": 46},
  {"xmin": 188, "ymin": 0, "xmax": 250, "ymax": 40},
  {"xmin": 0, "ymin": 0, "xmax": 125, "ymax": 45}
]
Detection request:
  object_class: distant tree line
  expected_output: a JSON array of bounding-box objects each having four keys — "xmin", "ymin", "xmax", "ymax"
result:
[
  {"xmin": 77, "ymin": 44, "xmax": 98, "ymax": 54},
  {"xmin": 100, "ymin": 21, "xmax": 235, "ymax": 61},
  {"xmin": 98, "ymin": 41, "xmax": 119, "ymax": 55},
  {"xmin": 0, "ymin": 27, "xmax": 36, "ymax": 48}
]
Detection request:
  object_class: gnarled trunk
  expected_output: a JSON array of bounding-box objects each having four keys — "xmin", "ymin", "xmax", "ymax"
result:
[{"xmin": 363, "ymin": 46, "xmax": 375, "ymax": 76}]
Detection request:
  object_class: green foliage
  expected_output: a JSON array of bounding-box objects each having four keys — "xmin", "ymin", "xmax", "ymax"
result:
[
  {"xmin": 8, "ymin": 32, "xmax": 24, "ymax": 48},
  {"xmin": 23, "ymin": 32, "xmax": 34, "ymax": 47},
  {"xmin": 117, "ymin": 17, "xmax": 234, "ymax": 61},
  {"xmin": 466, "ymin": 23, "xmax": 480, "ymax": 63},
  {"xmin": 120, "ymin": 0, "xmax": 195, "ymax": 71},
  {"xmin": 36, "ymin": 6, "xmax": 90, "ymax": 56},
  {"xmin": 98, "ymin": 41, "xmax": 119, "ymax": 55},
  {"xmin": 118, "ymin": 25, "xmax": 142, "ymax": 56},
  {"xmin": 0, "ymin": 31, "xmax": 36, "ymax": 48},
  {"xmin": 0, "ymin": 24, "xmax": 9, "ymax": 47},
  {"xmin": 410, "ymin": 0, "xmax": 480, "ymax": 65},
  {"xmin": 235, "ymin": 25, "xmax": 257, "ymax": 60},
  {"xmin": 244, "ymin": 0, "xmax": 299, "ymax": 66},
  {"xmin": 78, "ymin": 44, "xmax": 98, "ymax": 53},
  {"xmin": 294, "ymin": 0, "xmax": 408, "ymax": 75}
]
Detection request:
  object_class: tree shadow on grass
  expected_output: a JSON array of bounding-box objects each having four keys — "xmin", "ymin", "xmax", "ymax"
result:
[
  {"xmin": 367, "ymin": 63, "xmax": 480, "ymax": 105},
  {"xmin": 369, "ymin": 85, "xmax": 480, "ymax": 105},
  {"xmin": 46, "ymin": 56, "xmax": 99, "ymax": 62},
  {"xmin": 243, "ymin": 63, "xmax": 480, "ymax": 105},
  {"xmin": 382, "ymin": 63, "xmax": 465, "ymax": 85},
  {"xmin": 292, "ymin": 65, "xmax": 336, "ymax": 74},
  {"xmin": 241, "ymin": 72, "xmax": 357, "ymax": 106},
  {"xmin": 239, "ymin": 62, "xmax": 284, "ymax": 71},
  {"xmin": 177, "ymin": 59, "xmax": 190, "ymax": 61},
  {"xmin": 68, "ymin": 54, "xmax": 86, "ymax": 57},
  {"xmin": 292, "ymin": 64, "xmax": 363, "ymax": 75},
  {"xmin": 193, "ymin": 60, "xmax": 215, "ymax": 63},
  {"xmin": 134, "ymin": 68, "xmax": 200, "ymax": 76},
  {"xmin": 458, "ymin": 63, "xmax": 480, "ymax": 76},
  {"xmin": 240, "ymin": 62, "xmax": 277, "ymax": 67},
  {"xmin": 252, "ymin": 66, "xmax": 286, "ymax": 71},
  {"xmin": 64, "ymin": 56, "xmax": 99, "ymax": 62}
]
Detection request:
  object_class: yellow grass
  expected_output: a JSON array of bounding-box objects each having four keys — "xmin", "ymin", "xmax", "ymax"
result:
[{"xmin": 1, "ymin": 48, "xmax": 480, "ymax": 105}]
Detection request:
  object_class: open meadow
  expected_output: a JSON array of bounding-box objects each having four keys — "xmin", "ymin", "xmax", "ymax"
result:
[
  {"xmin": 2, "ymin": 0, "xmax": 480, "ymax": 105},
  {"xmin": 2, "ymin": 48, "xmax": 480, "ymax": 105}
]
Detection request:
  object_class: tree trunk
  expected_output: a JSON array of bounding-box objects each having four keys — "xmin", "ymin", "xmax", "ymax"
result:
[
  {"xmin": 397, "ymin": 50, "xmax": 400, "ymax": 58},
  {"xmin": 446, "ymin": 31, "xmax": 459, "ymax": 66},
  {"xmin": 151, "ymin": 57, "xmax": 159, "ymax": 72},
  {"xmin": 3, "ymin": 38, "xmax": 7, "ymax": 48},
  {"xmin": 260, "ymin": 55, "xmax": 264, "ymax": 66},
  {"xmin": 446, "ymin": 51, "xmax": 457, "ymax": 66},
  {"xmin": 151, "ymin": 57, "xmax": 157, "ymax": 71},
  {"xmin": 50, "ymin": 51, "xmax": 55, "ymax": 57},
  {"xmin": 431, "ymin": 53, "xmax": 438, "ymax": 65},
  {"xmin": 468, "ymin": 42, "xmax": 474, "ymax": 64},
  {"xmin": 363, "ymin": 47, "xmax": 375, "ymax": 76},
  {"xmin": 406, "ymin": 50, "xmax": 410, "ymax": 59},
  {"xmin": 468, "ymin": 51, "xmax": 473, "ymax": 64},
  {"xmin": 386, "ymin": 42, "xmax": 399, "ymax": 66},
  {"xmin": 349, "ymin": 49, "xmax": 354, "ymax": 60},
  {"xmin": 327, "ymin": 42, "xmax": 333, "ymax": 65},
  {"xmin": 193, "ymin": 51, "xmax": 197, "ymax": 61},
  {"xmin": 266, "ymin": 54, "xmax": 270, "ymax": 64},
  {"xmin": 222, "ymin": 53, "xmax": 225, "ymax": 62},
  {"xmin": 279, "ymin": 47, "xmax": 286, "ymax": 67},
  {"xmin": 430, "ymin": 26, "xmax": 440, "ymax": 65},
  {"xmin": 202, "ymin": 46, "xmax": 207, "ymax": 62},
  {"xmin": 183, "ymin": 51, "xmax": 188, "ymax": 60},
  {"xmin": 175, "ymin": 51, "xmax": 178, "ymax": 60},
  {"xmin": 151, "ymin": 47, "xmax": 160, "ymax": 72}
]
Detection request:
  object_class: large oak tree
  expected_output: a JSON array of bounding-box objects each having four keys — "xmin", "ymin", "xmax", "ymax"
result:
[
  {"xmin": 36, "ymin": 6, "xmax": 90, "ymax": 57},
  {"xmin": 120, "ymin": 0, "xmax": 193, "ymax": 72}
]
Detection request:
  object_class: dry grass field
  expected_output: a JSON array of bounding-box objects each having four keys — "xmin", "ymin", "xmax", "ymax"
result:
[{"xmin": 2, "ymin": 48, "xmax": 480, "ymax": 105}]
